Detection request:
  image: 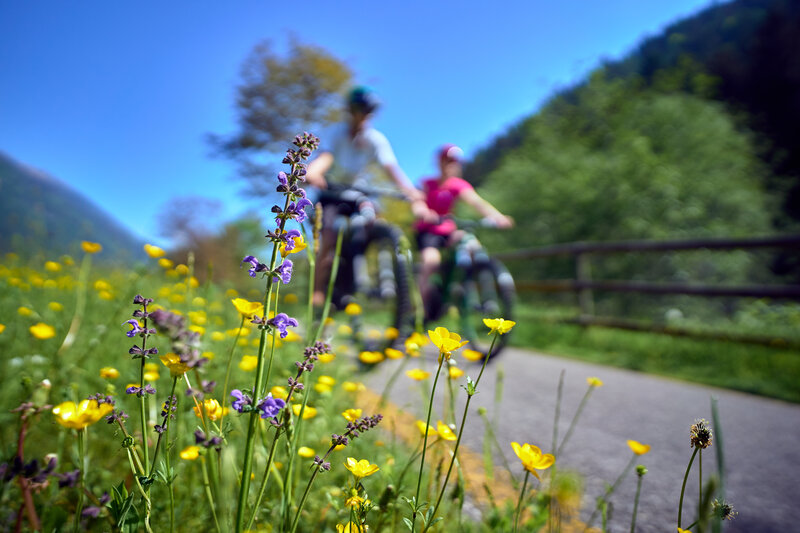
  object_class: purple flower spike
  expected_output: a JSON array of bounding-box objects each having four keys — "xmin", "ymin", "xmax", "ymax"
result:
[
  {"xmin": 282, "ymin": 229, "xmax": 302, "ymax": 252},
  {"xmin": 256, "ymin": 394, "xmax": 286, "ymax": 420},
  {"xmin": 230, "ymin": 389, "xmax": 252, "ymax": 413},
  {"xmin": 273, "ymin": 259, "xmax": 293, "ymax": 284},
  {"xmin": 267, "ymin": 313, "xmax": 299, "ymax": 338},
  {"xmin": 242, "ymin": 255, "xmax": 268, "ymax": 278},
  {"xmin": 123, "ymin": 319, "xmax": 143, "ymax": 338}
]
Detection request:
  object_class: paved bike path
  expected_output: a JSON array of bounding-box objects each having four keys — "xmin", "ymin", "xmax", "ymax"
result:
[{"xmin": 362, "ymin": 346, "xmax": 800, "ymax": 532}]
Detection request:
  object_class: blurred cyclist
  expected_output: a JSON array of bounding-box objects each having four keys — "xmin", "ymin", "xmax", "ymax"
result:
[
  {"xmin": 413, "ymin": 144, "xmax": 513, "ymax": 317},
  {"xmin": 306, "ymin": 86, "xmax": 426, "ymax": 307}
]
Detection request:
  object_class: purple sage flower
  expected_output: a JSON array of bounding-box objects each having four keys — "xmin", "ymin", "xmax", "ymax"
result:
[
  {"xmin": 256, "ymin": 394, "xmax": 286, "ymax": 420},
  {"xmin": 242, "ymin": 255, "xmax": 268, "ymax": 278},
  {"xmin": 230, "ymin": 389, "xmax": 253, "ymax": 413},
  {"xmin": 123, "ymin": 319, "xmax": 143, "ymax": 338},
  {"xmin": 273, "ymin": 259, "xmax": 293, "ymax": 284},
  {"xmin": 267, "ymin": 313, "xmax": 299, "ymax": 338},
  {"xmin": 282, "ymin": 229, "xmax": 302, "ymax": 252}
]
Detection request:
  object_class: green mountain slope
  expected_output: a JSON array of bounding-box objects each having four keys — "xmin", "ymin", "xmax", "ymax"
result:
[{"xmin": 0, "ymin": 151, "xmax": 146, "ymax": 262}]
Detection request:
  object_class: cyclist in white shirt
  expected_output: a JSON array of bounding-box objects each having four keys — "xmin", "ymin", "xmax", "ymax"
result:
[{"xmin": 306, "ymin": 86, "xmax": 425, "ymax": 307}]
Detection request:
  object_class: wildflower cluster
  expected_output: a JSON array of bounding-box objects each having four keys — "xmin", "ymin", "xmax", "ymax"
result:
[{"xmin": 149, "ymin": 308, "xmax": 208, "ymax": 370}]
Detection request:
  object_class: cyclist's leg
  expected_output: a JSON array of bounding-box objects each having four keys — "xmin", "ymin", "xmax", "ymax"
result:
[{"xmin": 417, "ymin": 232, "xmax": 447, "ymax": 319}]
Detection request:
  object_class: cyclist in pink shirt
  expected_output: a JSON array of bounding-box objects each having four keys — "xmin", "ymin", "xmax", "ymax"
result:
[{"xmin": 413, "ymin": 144, "xmax": 513, "ymax": 316}]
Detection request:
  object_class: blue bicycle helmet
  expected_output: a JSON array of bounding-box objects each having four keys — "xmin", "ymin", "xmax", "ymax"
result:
[{"xmin": 347, "ymin": 86, "xmax": 381, "ymax": 114}]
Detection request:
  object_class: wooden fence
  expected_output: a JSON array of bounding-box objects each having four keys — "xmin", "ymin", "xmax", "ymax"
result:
[{"xmin": 494, "ymin": 234, "xmax": 800, "ymax": 347}]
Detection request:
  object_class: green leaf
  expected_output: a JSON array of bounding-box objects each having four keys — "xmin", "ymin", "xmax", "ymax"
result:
[{"xmin": 403, "ymin": 517, "xmax": 414, "ymax": 531}]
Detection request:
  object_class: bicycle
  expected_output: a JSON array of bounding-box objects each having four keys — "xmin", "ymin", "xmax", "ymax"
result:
[
  {"xmin": 420, "ymin": 217, "xmax": 516, "ymax": 359},
  {"xmin": 316, "ymin": 183, "xmax": 413, "ymax": 349}
]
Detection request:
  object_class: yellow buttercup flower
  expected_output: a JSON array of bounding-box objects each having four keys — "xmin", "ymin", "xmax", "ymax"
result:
[
  {"xmin": 211, "ymin": 331, "xmax": 225, "ymax": 342},
  {"xmin": 188, "ymin": 325, "xmax": 205, "ymax": 336},
  {"xmin": 99, "ymin": 367, "xmax": 120, "ymax": 379},
  {"xmin": 587, "ymin": 376, "xmax": 604, "ymax": 387},
  {"xmin": 158, "ymin": 258, "xmax": 174, "ymax": 269},
  {"xmin": 280, "ymin": 233, "xmax": 307, "ymax": 257},
  {"xmin": 462, "ymin": 349, "xmax": 484, "ymax": 362},
  {"xmin": 358, "ymin": 351, "xmax": 384, "ymax": 364},
  {"xmin": 18, "ymin": 306, "xmax": 32, "ymax": 317},
  {"xmin": 175, "ymin": 264, "xmax": 190, "ymax": 276},
  {"xmin": 344, "ymin": 457, "xmax": 379, "ymax": 480},
  {"xmin": 194, "ymin": 399, "xmax": 227, "ymax": 421},
  {"xmin": 239, "ymin": 355, "xmax": 258, "ymax": 372},
  {"xmin": 344, "ymin": 302, "xmax": 362, "ymax": 316},
  {"xmin": 510, "ymin": 442, "xmax": 555, "ymax": 479},
  {"xmin": 384, "ymin": 347, "xmax": 404, "ymax": 360},
  {"xmin": 282, "ymin": 329, "xmax": 302, "ymax": 342},
  {"xmin": 344, "ymin": 494, "xmax": 366, "ymax": 508},
  {"xmin": 297, "ymin": 446, "xmax": 315, "ymax": 458},
  {"xmin": 404, "ymin": 331, "xmax": 429, "ymax": 357},
  {"xmin": 179, "ymin": 446, "xmax": 200, "ymax": 460},
  {"xmin": 448, "ymin": 365, "xmax": 464, "ymax": 379},
  {"xmin": 160, "ymin": 353, "xmax": 190, "ymax": 377},
  {"xmin": 416, "ymin": 420, "xmax": 437, "ymax": 437},
  {"xmin": 342, "ymin": 409, "xmax": 362, "ymax": 422},
  {"xmin": 627, "ymin": 440, "xmax": 651, "ymax": 455},
  {"xmin": 292, "ymin": 404, "xmax": 317, "ymax": 419},
  {"xmin": 385, "ymin": 327, "xmax": 399, "ymax": 340},
  {"xmin": 315, "ymin": 383, "xmax": 333, "ymax": 394},
  {"xmin": 284, "ymin": 293, "xmax": 299, "ymax": 304},
  {"xmin": 81, "ymin": 241, "xmax": 102, "ymax": 254},
  {"xmin": 341, "ymin": 381, "xmax": 365, "ymax": 393},
  {"xmin": 318, "ymin": 351, "xmax": 336, "ymax": 363},
  {"xmin": 428, "ymin": 327, "xmax": 468, "ymax": 362},
  {"xmin": 270, "ymin": 386, "xmax": 289, "ymax": 400},
  {"xmin": 318, "ymin": 375, "xmax": 336, "ymax": 387},
  {"xmin": 336, "ymin": 522, "xmax": 364, "ymax": 533},
  {"xmin": 29, "ymin": 322, "xmax": 56, "ymax": 340},
  {"xmin": 338, "ymin": 324, "xmax": 353, "ymax": 335},
  {"xmin": 44, "ymin": 261, "xmax": 62, "ymax": 272},
  {"xmin": 52, "ymin": 399, "xmax": 114, "ymax": 430},
  {"xmin": 483, "ymin": 318, "xmax": 515, "ymax": 335},
  {"xmin": 436, "ymin": 421, "xmax": 457, "ymax": 441},
  {"xmin": 231, "ymin": 298, "xmax": 264, "ymax": 318},
  {"xmin": 144, "ymin": 370, "xmax": 160, "ymax": 382},
  {"xmin": 48, "ymin": 301, "xmax": 64, "ymax": 312},
  {"xmin": 0, "ymin": 324, "xmax": 5, "ymax": 335},
  {"xmin": 144, "ymin": 243, "xmax": 166, "ymax": 258},
  {"xmin": 406, "ymin": 368, "xmax": 430, "ymax": 381}
]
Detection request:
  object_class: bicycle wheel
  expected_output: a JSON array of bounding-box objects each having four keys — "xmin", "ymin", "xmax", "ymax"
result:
[
  {"xmin": 457, "ymin": 258, "xmax": 515, "ymax": 359},
  {"xmin": 348, "ymin": 221, "xmax": 413, "ymax": 351}
]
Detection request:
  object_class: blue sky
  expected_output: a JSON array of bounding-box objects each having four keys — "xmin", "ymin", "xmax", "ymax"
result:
[{"xmin": 0, "ymin": 0, "xmax": 716, "ymax": 247}]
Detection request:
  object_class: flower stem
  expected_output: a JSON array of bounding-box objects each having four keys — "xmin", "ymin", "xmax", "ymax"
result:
[
  {"xmin": 422, "ymin": 334, "xmax": 499, "ymax": 532},
  {"xmin": 513, "ymin": 471, "xmax": 531, "ymax": 533},
  {"xmin": 557, "ymin": 383, "xmax": 596, "ymax": 457},
  {"xmin": 678, "ymin": 447, "xmax": 699, "ymax": 528},
  {"xmin": 246, "ymin": 427, "xmax": 283, "ymax": 531},
  {"xmin": 219, "ymin": 316, "xmax": 245, "ymax": 430},
  {"xmin": 411, "ymin": 359, "xmax": 444, "ymax": 533},
  {"xmin": 201, "ymin": 456, "xmax": 222, "ymax": 533},
  {"xmin": 630, "ymin": 470, "xmax": 644, "ymax": 533},
  {"xmin": 698, "ymin": 449, "xmax": 703, "ymax": 520},
  {"xmin": 585, "ymin": 453, "xmax": 636, "ymax": 531},
  {"xmin": 73, "ymin": 428, "xmax": 86, "ymax": 533},
  {"xmin": 313, "ymin": 227, "xmax": 344, "ymax": 341}
]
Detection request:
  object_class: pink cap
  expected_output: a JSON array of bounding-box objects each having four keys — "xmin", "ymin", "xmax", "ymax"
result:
[{"xmin": 438, "ymin": 144, "xmax": 463, "ymax": 163}]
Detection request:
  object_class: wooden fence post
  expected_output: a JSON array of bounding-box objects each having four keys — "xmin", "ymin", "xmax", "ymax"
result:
[{"xmin": 576, "ymin": 252, "xmax": 594, "ymax": 319}]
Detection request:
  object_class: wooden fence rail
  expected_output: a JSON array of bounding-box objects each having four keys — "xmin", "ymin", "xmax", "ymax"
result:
[{"xmin": 494, "ymin": 234, "xmax": 800, "ymax": 346}]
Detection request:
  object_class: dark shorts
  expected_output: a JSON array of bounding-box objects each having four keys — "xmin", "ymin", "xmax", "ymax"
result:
[{"xmin": 416, "ymin": 231, "xmax": 450, "ymax": 251}]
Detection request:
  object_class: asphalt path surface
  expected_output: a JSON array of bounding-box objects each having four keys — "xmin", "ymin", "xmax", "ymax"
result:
[{"xmin": 362, "ymin": 346, "xmax": 800, "ymax": 532}]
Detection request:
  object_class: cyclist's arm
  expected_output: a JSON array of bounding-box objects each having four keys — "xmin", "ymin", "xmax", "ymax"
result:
[
  {"xmin": 382, "ymin": 163, "xmax": 423, "ymax": 202},
  {"xmin": 306, "ymin": 152, "xmax": 334, "ymax": 189},
  {"xmin": 459, "ymin": 188, "xmax": 514, "ymax": 228}
]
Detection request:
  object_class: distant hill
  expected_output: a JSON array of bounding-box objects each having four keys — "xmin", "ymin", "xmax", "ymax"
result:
[{"xmin": 0, "ymin": 151, "xmax": 147, "ymax": 262}]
